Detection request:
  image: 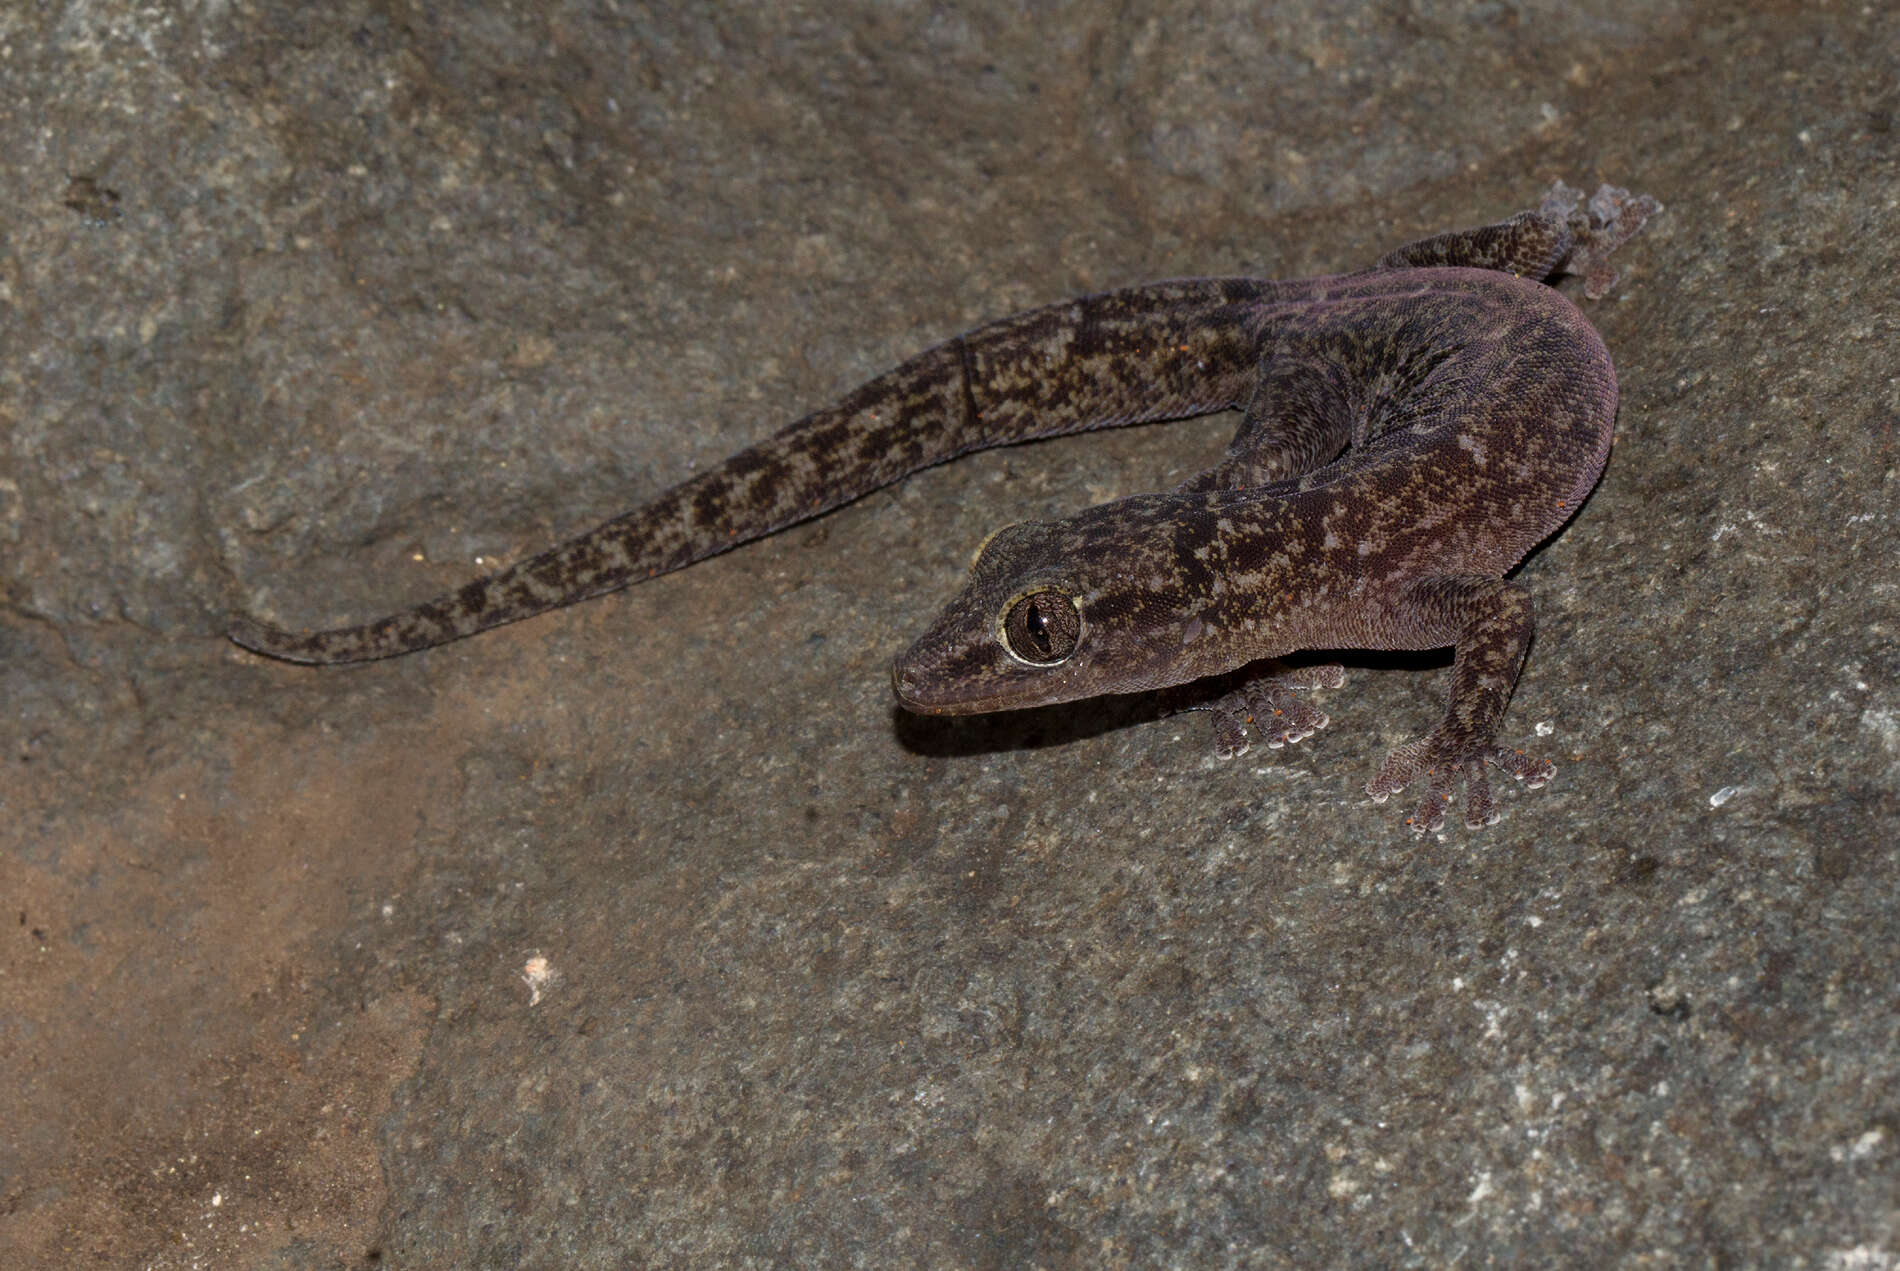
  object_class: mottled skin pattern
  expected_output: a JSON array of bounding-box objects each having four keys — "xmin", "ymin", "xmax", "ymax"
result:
[{"xmin": 233, "ymin": 182, "xmax": 1659, "ymax": 832}]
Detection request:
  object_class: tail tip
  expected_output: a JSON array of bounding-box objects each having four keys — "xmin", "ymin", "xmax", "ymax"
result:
[{"xmin": 227, "ymin": 614, "xmax": 319, "ymax": 664}]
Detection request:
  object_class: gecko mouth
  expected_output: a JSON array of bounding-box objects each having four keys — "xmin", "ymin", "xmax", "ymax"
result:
[
  {"xmin": 891, "ymin": 640, "xmax": 1103, "ymax": 716},
  {"xmin": 890, "ymin": 658, "xmax": 998, "ymax": 715},
  {"xmin": 890, "ymin": 644, "xmax": 1052, "ymax": 716}
]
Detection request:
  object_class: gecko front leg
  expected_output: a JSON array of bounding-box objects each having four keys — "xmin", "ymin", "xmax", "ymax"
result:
[{"xmin": 1364, "ymin": 576, "xmax": 1555, "ymax": 834}]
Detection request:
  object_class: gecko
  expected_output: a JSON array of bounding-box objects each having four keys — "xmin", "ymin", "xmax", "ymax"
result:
[{"xmin": 232, "ymin": 180, "xmax": 1659, "ymax": 833}]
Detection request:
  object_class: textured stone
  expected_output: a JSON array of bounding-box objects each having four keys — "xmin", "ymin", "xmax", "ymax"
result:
[{"xmin": 3, "ymin": 1, "xmax": 1897, "ymax": 1266}]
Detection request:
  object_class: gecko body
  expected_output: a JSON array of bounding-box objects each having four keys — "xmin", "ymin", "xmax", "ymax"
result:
[{"xmin": 233, "ymin": 182, "xmax": 1659, "ymax": 832}]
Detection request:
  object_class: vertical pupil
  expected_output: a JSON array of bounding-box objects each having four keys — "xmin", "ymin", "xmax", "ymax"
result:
[{"xmin": 1027, "ymin": 603, "xmax": 1050, "ymax": 652}]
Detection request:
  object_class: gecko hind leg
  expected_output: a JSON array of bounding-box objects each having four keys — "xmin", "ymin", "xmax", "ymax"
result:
[
  {"xmin": 1176, "ymin": 354, "xmax": 1356, "ymax": 494},
  {"xmin": 1192, "ymin": 661, "xmax": 1347, "ymax": 758},
  {"xmin": 1371, "ymin": 179, "xmax": 1662, "ymax": 300}
]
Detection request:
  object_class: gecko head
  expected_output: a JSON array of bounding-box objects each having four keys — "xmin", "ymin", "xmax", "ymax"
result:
[{"xmin": 892, "ymin": 497, "xmax": 1220, "ymax": 716}]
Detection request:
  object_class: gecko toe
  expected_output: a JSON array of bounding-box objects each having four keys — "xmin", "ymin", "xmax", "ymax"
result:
[
  {"xmin": 1208, "ymin": 712, "xmax": 1251, "ymax": 759},
  {"xmin": 1368, "ymin": 737, "xmax": 1428, "ymax": 804},
  {"xmin": 1198, "ymin": 661, "xmax": 1340, "ymax": 760},
  {"xmin": 1373, "ymin": 735, "xmax": 1553, "ymax": 832},
  {"xmin": 1407, "ymin": 784, "xmax": 1454, "ymax": 836},
  {"xmin": 1553, "ymin": 182, "xmax": 1664, "ymax": 300},
  {"xmin": 1461, "ymin": 759, "xmax": 1499, "ymax": 829},
  {"xmin": 1490, "ymin": 746, "xmax": 1557, "ymax": 789}
]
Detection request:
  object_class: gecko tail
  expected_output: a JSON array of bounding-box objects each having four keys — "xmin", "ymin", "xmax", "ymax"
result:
[
  {"xmin": 227, "ymin": 279, "xmax": 1271, "ymax": 668},
  {"xmin": 228, "ymin": 603, "xmax": 479, "ymax": 664},
  {"xmin": 227, "ymin": 513, "xmax": 671, "ymax": 663},
  {"xmin": 229, "ymin": 613, "xmax": 408, "ymax": 664}
]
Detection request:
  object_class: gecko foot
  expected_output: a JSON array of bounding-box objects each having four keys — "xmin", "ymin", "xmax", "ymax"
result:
[
  {"xmin": 1542, "ymin": 181, "xmax": 1664, "ymax": 300},
  {"xmin": 1196, "ymin": 663, "xmax": 1346, "ymax": 759},
  {"xmin": 1367, "ymin": 735, "xmax": 1555, "ymax": 835}
]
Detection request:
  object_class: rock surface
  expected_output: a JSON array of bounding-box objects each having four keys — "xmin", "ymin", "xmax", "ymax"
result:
[{"xmin": 3, "ymin": 1, "xmax": 1896, "ymax": 1266}]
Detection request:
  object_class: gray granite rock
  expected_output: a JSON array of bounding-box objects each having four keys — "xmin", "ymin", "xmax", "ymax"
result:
[{"xmin": 3, "ymin": 1, "xmax": 1897, "ymax": 1266}]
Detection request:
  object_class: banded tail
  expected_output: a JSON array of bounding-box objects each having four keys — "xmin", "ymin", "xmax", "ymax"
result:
[{"xmin": 229, "ymin": 279, "xmax": 1267, "ymax": 663}]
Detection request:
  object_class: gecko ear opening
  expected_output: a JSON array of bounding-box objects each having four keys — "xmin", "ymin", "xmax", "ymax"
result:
[{"xmin": 999, "ymin": 588, "xmax": 1082, "ymax": 666}]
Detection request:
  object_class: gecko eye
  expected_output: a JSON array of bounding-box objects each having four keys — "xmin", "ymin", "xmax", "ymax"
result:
[{"xmin": 1000, "ymin": 589, "xmax": 1081, "ymax": 666}]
